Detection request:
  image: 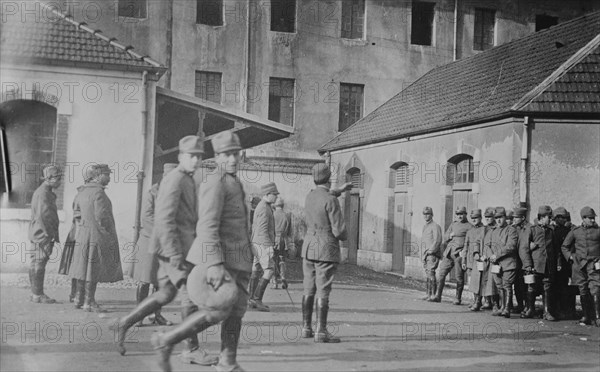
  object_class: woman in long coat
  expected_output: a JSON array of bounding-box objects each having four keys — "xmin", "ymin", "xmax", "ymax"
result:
[{"xmin": 69, "ymin": 164, "xmax": 123, "ymax": 312}]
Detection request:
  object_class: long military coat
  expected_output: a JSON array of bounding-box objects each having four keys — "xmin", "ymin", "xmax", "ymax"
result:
[
  {"xmin": 129, "ymin": 183, "xmax": 160, "ymax": 284},
  {"xmin": 519, "ymin": 223, "xmax": 558, "ymax": 276},
  {"xmin": 301, "ymin": 186, "xmax": 347, "ymax": 263},
  {"xmin": 69, "ymin": 182, "xmax": 123, "ymax": 283}
]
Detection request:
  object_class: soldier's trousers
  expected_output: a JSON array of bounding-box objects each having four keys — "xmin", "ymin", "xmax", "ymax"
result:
[
  {"xmin": 303, "ymin": 259, "xmax": 337, "ymax": 299},
  {"xmin": 438, "ymin": 255, "xmax": 466, "ymax": 287},
  {"xmin": 572, "ymin": 257, "xmax": 600, "ymax": 296},
  {"xmin": 29, "ymin": 241, "xmax": 53, "ymax": 295}
]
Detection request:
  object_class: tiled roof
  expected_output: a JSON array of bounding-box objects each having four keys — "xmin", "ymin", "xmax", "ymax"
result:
[
  {"xmin": 321, "ymin": 11, "xmax": 600, "ymax": 153},
  {"xmin": 0, "ymin": 2, "xmax": 165, "ymax": 73}
]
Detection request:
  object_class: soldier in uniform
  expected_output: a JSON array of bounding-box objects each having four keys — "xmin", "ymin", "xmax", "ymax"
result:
[
  {"xmin": 421, "ymin": 206, "xmax": 442, "ymax": 301},
  {"xmin": 69, "ymin": 164, "xmax": 123, "ymax": 312},
  {"xmin": 128, "ymin": 163, "xmax": 178, "ymax": 326},
  {"xmin": 519, "ymin": 206, "xmax": 558, "ymax": 320},
  {"xmin": 28, "ymin": 165, "xmax": 62, "ymax": 304},
  {"xmin": 487, "ymin": 207, "xmax": 519, "ymax": 318},
  {"xmin": 478, "ymin": 207, "xmax": 498, "ymax": 311},
  {"xmin": 512, "ymin": 207, "xmax": 531, "ymax": 315},
  {"xmin": 111, "ymin": 136, "xmax": 216, "ymax": 366},
  {"xmin": 553, "ymin": 207, "xmax": 576, "ymax": 319},
  {"xmin": 430, "ymin": 206, "xmax": 471, "ymax": 304},
  {"xmin": 272, "ymin": 196, "xmax": 292, "ymax": 289},
  {"xmin": 301, "ymin": 163, "xmax": 347, "ymax": 343},
  {"xmin": 461, "ymin": 209, "xmax": 485, "ymax": 310},
  {"xmin": 247, "ymin": 182, "xmax": 279, "ymax": 312},
  {"xmin": 152, "ymin": 130, "xmax": 254, "ymax": 372},
  {"xmin": 561, "ymin": 207, "xmax": 600, "ymax": 326}
]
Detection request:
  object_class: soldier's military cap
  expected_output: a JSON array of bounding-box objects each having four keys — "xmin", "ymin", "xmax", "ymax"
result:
[
  {"xmin": 470, "ymin": 209, "xmax": 482, "ymax": 218},
  {"xmin": 494, "ymin": 206, "xmax": 507, "ymax": 217},
  {"xmin": 484, "ymin": 207, "xmax": 495, "ymax": 217},
  {"xmin": 580, "ymin": 206, "xmax": 597, "ymax": 218},
  {"xmin": 179, "ymin": 135, "xmax": 204, "ymax": 154},
  {"xmin": 261, "ymin": 182, "xmax": 279, "ymax": 195},
  {"xmin": 211, "ymin": 131, "xmax": 241, "ymax": 154},
  {"xmin": 42, "ymin": 165, "xmax": 62, "ymax": 179},
  {"xmin": 423, "ymin": 206, "xmax": 434, "ymax": 215},
  {"xmin": 312, "ymin": 163, "xmax": 331, "ymax": 184},
  {"xmin": 513, "ymin": 207, "xmax": 527, "ymax": 218},
  {"xmin": 163, "ymin": 163, "xmax": 178, "ymax": 175},
  {"xmin": 506, "ymin": 210, "xmax": 514, "ymax": 220},
  {"xmin": 187, "ymin": 266, "xmax": 239, "ymax": 323},
  {"xmin": 553, "ymin": 207, "xmax": 568, "ymax": 217},
  {"xmin": 537, "ymin": 205, "xmax": 553, "ymax": 217},
  {"xmin": 455, "ymin": 206, "xmax": 467, "ymax": 215},
  {"xmin": 95, "ymin": 164, "xmax": 112, "ymax": 174}
]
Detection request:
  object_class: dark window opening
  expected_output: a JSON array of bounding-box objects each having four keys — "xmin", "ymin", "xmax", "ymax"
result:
[
  {"xmin": 118, "ymin": 0, "xmax": 147, "ymax": 18},
  {"xmin": 197, "ymin": 0, "xmax": 223, "ymax": 26},
  {"xmin": 341, "ymin": 0, "xmax": 365, "ymax": 39},
  {"xmin": 268, "ymin": 78, "xmax": 295, "ymax": 126},
  {"xmin": 271, "ymin": 0, "xmax": 296, "ymax": 33},
  {"xmin": 474, "ymin": 8, "xmax": 495, "ymax": 51},
  {"xmin": 338, "ymin": 83, "xmax": 364, "ymax": 132},
  {"xmin": 535, "ymin": 14, "xmax": 558, "ymax": 32},
  {"xmin": 195, "ymin": 71, "xmax": 222, "ymax": 103},
  {"xmin": 411, "ymin": 1, "xmax": 435, "ymax": 46}
]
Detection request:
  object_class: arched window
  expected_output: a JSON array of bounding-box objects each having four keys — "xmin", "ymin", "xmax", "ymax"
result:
[
  {"xmin": 347, "ymin": 167, "xmax": 363, "ymax": 189},
  {"xmin": 446, "ymin": 154, "xmax": 475, "ymax": 186},
  {"xmin": 0, "ymin": 100, "xmax": 58, "ymax": 208}
]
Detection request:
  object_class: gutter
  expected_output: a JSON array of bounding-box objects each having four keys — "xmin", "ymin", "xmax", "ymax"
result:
[{"xmin": 133, "ymin": 71, "xmax": 149, "ymax": 244}]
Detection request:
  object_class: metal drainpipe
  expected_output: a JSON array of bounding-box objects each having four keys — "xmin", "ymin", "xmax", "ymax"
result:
[
  {"xmin": 133, "ymin": 71, "xmax": 148, "ymax": 245},
  {"xmin": 520, "ymin": 116, "xmax": 530, "ymax": 206},
  {"xmin": 453, "ymin": 0, "xmax": 458, "ymax": 61}
]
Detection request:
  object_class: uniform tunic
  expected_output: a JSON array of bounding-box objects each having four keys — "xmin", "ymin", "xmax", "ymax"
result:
[{"xmin": 561, "ymin": 223, "xmax": 600, "ymax": 296}]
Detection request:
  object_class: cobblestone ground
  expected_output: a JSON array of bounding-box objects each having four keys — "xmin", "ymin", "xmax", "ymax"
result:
[{"xmin": 2, "ymin": 260, "xmax": 599, "ymax": 372}]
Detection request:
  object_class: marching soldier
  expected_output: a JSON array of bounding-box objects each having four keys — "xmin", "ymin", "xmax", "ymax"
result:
[
  {"xmin": 248, "ymin": 182, "xmax": 279, "ymax": 312},
  {"xmin": 301, "ymin": 163, "xmax": 347, "ymax": 343},
  {"xmin": 461, "ymin": 209, "xmax": 485, "ymax": 310},
  {"xmin": 430, "ymin": 206, "xmax": 471, "ymax": 304},
  {"xmin": 553, "ymin": 207, "xmax": 576, "ymax": 319},
  {"xmin": 127, "ymin": 163, "xmax": 177, "ymax": 327},
  {"xmin": 487, "ymin": 207, "xmax": 519, "ymax": 318},
  {"xmin": 272, "ymin": 196, "xmax": 292, "ymax": 289},
  {"xmin": 152, "ymin": 130, "xmax": 254, "ymax": 372},
  {"xmin": 421, "ymin": 207, "xmax": 442, "ymax": 301},
  {"xmin": 520, "ymin": 206, "xmax": 558, "ymax": 320},
  {"xmin": 69, "ymin": 164, "xmax": 123, "ymax": 312},
  {"xmin": 111, "ymin": 136, "xmax": 216, "ymax": 366},
  {"xmin": 512, "ymin": 207, "xmax": 531, "ymax": 315},
  {"xmin": 561, "ymin": 207, "xmax": 600, "ymax": 326},
  {"xmin": 28, "ymin": 165, "xmax": 62, "ymax": 304}
]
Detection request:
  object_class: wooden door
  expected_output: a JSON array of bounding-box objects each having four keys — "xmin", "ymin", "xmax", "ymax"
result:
[
  {"xmin": 347, "ymin": 193, "xmax": 360, "ymax": 264},
  {"xmin": 392, "ymin": 192, "xmax": 408, "ymax": 272}
]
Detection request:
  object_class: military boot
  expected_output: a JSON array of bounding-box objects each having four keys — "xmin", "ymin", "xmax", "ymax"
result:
[
  {"xmin": 428, "ymin": 277, "xmax": 444, "ymax": 303},
  {"xmin": 82, "ymin": 281, "xmax": 105, "ymax": 312},
  {"xmin": 215, "ymin": 316, "xmax": 244, "ymax": 372},
  {"xmin": 453, "ymin": 283, "xmax": 464, "ymax": 305},
  {"xmin": 302, "ymin": 295, "xmax": 315, "ymax": 338},
  {"xmin": 74, "ymin": 280, "xmax": 85, "ymax": 309},
  {"xmin": 247, "ymin": 272, "xmax": 260, "ymax": 308},
  {"xmin": 178, "ymin": 304, "xmax": 218, "ymax": 366},
  {"xmin": 491, "ymin": 293, "xmax": 503, "ymax": 316},
  {"xmin": 250, "ymin": 278, "xmax": 270, "ymax": 312},
  {"xmin": 109, "ymin": 295, "xmax": 164, "ymax": 355},
  {"xmin": 543, "ymin": 289, "xmax": 557, "ymax": 321},
  {"xmin": 469, "ymin": 295, "xmax": 482, "ymax": 311},
  {"xmin": 502, "ymin": 288, "xmax": 513, "ymax": 318},
  {"xmin": 151, "ymin": 311, "xmax": 215, "ymax": 372},
  {"xmin": 314, "ymin": 298, "xmax": 340, "ymax": 343},
  {"xmin": 421, "ymin": 278, "xmax": 431, "ymax": 301},
  {"xmin": 135, "ymin": 283, "xmax": 150, "ymax": 327},
  {"xmin": 69, "ymin": 278, "xmax": 77, "ymax": 303},
  {"xmin": 593, "ymin": 294, "xmax": 600, "ymax": 327},
  {"xmin": 521, "ymin": 290, "xmax": 536, "ymax": 319},
  {"xmin": 481, "ymin": 296, "xmax": 493, "ymax": 310},
  {"xmin": 578, "ymin": 295, "xmax": 592, "ymax": 325}
]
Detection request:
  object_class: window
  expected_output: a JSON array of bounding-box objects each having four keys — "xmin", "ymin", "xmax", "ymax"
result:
[
  {"xmin": 118, "ymin": 0, "xmax": 147, "ymax": 18},
  {"xmin": 197, "ymin": 0, "xmax": 223, "ymax": 26},
  {"xmin": 389, "ymin": 162, "xmax": 413, "ymax": 189},
  {"xmin": 411, "ymin": 1, "xmax": 435, "ymax": 46},
  {"xmin": 268, "ymin": 78, "xmax": 295, "ymax": 126},
  {"xmin": 348, "ymin": 168, "xmax": 363, "ymax": 189},
  {"xmin": 474, "ymin": 8, "xmax": 495, "ymax": 51},
  {"xmin": 396, "ymin": 164, "xmax": 411, "ymax": 186},
  {"xmin": 446, "ymin": 155, "xmax": 474, "ymax": 185},
  {"xmin": 338, "ymin": 83, "xmax": 364, "ymax": 132},
  {"xmin": 270, "ymin": 0, "xmax": 296, "ymax": 33},
  {"xmin": 535, "ymin": 14, "xmax": 558, "ymax": 32},
  {"xmin": 341, "ymin": 0, "xmax": 365, "ymax": 39},
  {"xmin": 195, "ymin": 71, "xmax": 222, "ymax": 103}
]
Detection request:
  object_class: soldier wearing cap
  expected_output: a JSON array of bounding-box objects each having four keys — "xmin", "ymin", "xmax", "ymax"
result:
[
  {"xmin": 272, "ymin": 196, "xmax": 292, "ymax": 289},
  {"xmin": 553, "ymin": 207, "xmax": 576, "ymax": 319},
  {"xmin": 561, "ymin": 207, "xmax": 600, "ymax": 326},
  {"xmin": 111, "ymin": 136, "xmax": 216, "ymax": 366},
  {"xmin": 28, "ymin": 165, "xmax": 62, "ymax": 304},
  {"xmin": 519, "ymin": 206, "xmax": 558, "ymax": 320},
  {"xmin": 151, "ymin": 130, "xmax": 253, "ymax": 372},
  {"xmin": 69, "ymin": 164, "xmax": 123, "ymax": 312},
  {"xmin": 421, "ymin": 206, "xmax": 442, "ymax": 301},
  {"xmin": 461, "ymin": 209, "xmax": 485, "ymax": 310},
  {"xmin": 125, "ymin": 163, "xmax": 178, "ymax": 327},
  {"xmin": 512, "ymin": 207, "xmax": 530, "ymax": 315},
  {"xmin": 477, "ymin": 207, "xmax": 499, "ymax": 311},
  {"xmin": 430, "ymin": 206, "xmax": 472, "ymax": 304},
  {"xmin": 485, "ymin": 207, "xmax": 519, "ymax": 318},
  {"xmin": 247, "ymin": 182, "xmax": 279, "ymax": 312},
  {"xmin": 301, "ymin": 163, "xmax": 347, "ymax": 343}
]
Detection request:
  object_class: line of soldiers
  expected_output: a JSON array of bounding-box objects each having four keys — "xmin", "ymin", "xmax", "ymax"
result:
[
  {"xmin": 28, "ymin": 130, "xmax": 352, "ymax": 371},
  {"xmin": 421, "ymin": 204, "xmax": 600, "ymax": 326}
]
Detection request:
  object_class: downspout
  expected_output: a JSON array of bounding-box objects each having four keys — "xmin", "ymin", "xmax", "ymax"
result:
[
  {"xmin": 453, "ymin": 0, "xmax": 458, "ymax": 61},
  {"xmin": 520, "ymin": 116, "xmax": 530, "ymax": 207},
  {"xmin": 244, "ymin": 0, "xmax": 253, "ymax": 113},
  {"xmin": 133, "ymin": 71, "xmax": 149, "ymax": 244}
]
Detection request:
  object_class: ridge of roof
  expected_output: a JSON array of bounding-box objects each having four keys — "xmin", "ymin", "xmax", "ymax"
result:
[
  {"xmin": 38, "ymin": 2, "xmax": 164, "ymax": 69},
  {"xmin": 512, "ymin": 33, "xmax": 600, "ymax": 111}
]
